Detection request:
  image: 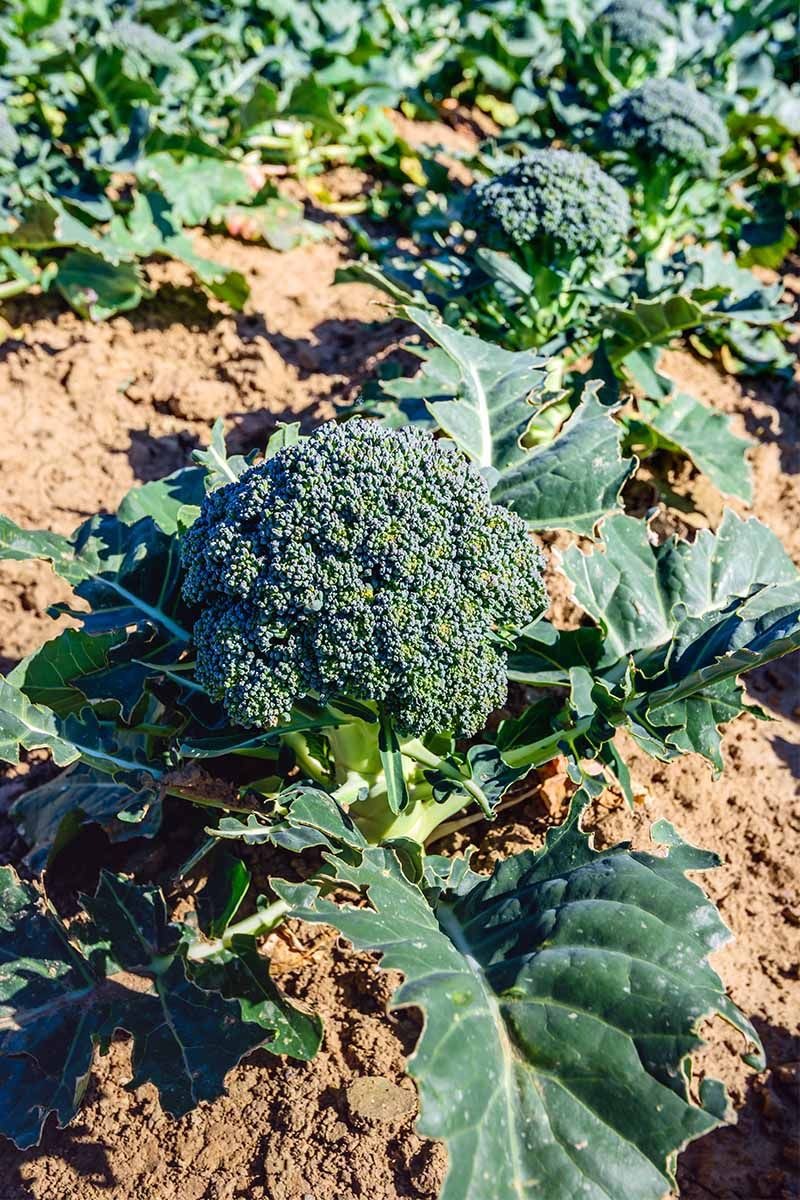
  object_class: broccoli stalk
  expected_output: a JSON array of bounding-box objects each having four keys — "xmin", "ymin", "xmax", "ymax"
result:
[{"xmin": 284, "ymin": 717, "xmax": 497, "ymax": 845}]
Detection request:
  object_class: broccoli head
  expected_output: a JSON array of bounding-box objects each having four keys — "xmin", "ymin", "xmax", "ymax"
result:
[
  {"xmin": 596, "ymin": 0, "xmax": 677, "ymax": 52},
  {"xmin": 600, "ymin": 79, "xmax": 729, "ymax": 171},
  {"xmin": 181, "ymin": 419, "xmax": 546, "ymax": 738},
  {"xmin": 464, "ymin": 148, "xmax": 631, "ymax": 262}
]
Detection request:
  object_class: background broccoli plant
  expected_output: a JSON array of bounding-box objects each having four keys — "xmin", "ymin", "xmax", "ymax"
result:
[
  {"xmin": 0, "ymin": 410, "xmax": 797, "ymax": 1191},
  {"xmin": 565, "ymin": 0, "xmax": 680, "ymax": 102},
  {"xmin": 599, "ymin": 78, "xmax": 732, "ymax": 252},
  {"xmin": 460, "ymin": 148, "xmax": 632, "ymax": 346},
  {"xmin": 346, "ymin": 148, "xmax": 633, "ymax": 354}
]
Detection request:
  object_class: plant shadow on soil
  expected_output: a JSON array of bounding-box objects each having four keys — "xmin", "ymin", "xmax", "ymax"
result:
[
  {"xmin": 678, "ymin": 1017, "xmax": 800, "ymax": 1200},
  {"xmin": 740, "ymin": 388, "xmax": 799, "ymax": 479},
  {"xmin": 0, "ymin": 1014, "xmax": 796, "ymax": 1200},
  {"xmin": 257, "ymin": 315, "xmax": 412, "ymax": 381}
]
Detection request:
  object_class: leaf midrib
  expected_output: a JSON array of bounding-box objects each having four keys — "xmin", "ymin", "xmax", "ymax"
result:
[{"xmin": 436, "ymin": 900, "xmax": 526, "ymax": 1199}]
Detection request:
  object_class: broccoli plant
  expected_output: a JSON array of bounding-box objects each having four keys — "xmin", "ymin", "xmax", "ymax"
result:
[
  {"xmin": 0, "ymin": 414, "xmax": 798, "ymax": 1197},
  {"xmin": 358, "ymin": 148, "xmax": 633, "ymax": 353},
  {"xmin": 461, "ymin": 148, "xmax": 632, "ymax": 346},
  {"xmin": 599, "ymin": 78, "xmax": 731, "ymax": 251},
  {"xmin": 569, "ymin": 0, "xmax": 680, "ymax": 99},
  {"xmin": 180, "ymin": 418, "xmax": 547, "ymax": 844}
]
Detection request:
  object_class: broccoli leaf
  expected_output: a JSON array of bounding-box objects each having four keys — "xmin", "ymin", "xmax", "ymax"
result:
[
  {"xmin": 195, "ymin": 849, "xmax": 251, "ymax": 938},
  {"xmin": 0, "ymin": 867, "xmax": 296, "ymax": 1149},
  {"xmin": 505, "ymin": 510, "xmax": 800, "ymax": 773},
  {"xmin": 11, "ymin": 762, "xmax": 161, "ymax": 872},
  {"xmin": 491, "ymin": 382, "xmax": 636, "ymax": 534},
  {"xmin": 215, "ymin": 785, "xmax": 368, "ymax": 858},
  {"xmin": 192, "ymin": 418, "xmax": 251, "ymax": 492},
  {"xmin": 619, "ymin": 350, "xmax": 753, "ymax": 502},
  {"xmin": 0, "ymin": 676, "xmax": 79, "ymax": 767},
  {"xmin": 188, "ymin": 936, "xmax": 322, "ymax": 1062},
  {"xmin": 1, "ymin": 195, "xmax": 124, "ymax": 260},
  {"xmin": 605, "ymin": 294, "xmax": 711, "ymax": 363},
  {"xmin": 55, "ymin": 251, "xmax": 149, "ymax": 320},
  {"xmin": 8, "ymin": 629, "xmax": 120, "ymax": 716},
  {"xmin": 631, "ymin": 393, "xmax": 754, "ymax": 502},
  {"xmin": 563, "ymin": 510, "xmax": 798, "ymax": 660},
  {"xmin": 116, "ymin": 466, "xmax": 207, "ymax": 535},
  {"xmin": 135, "ymin": 154, "xmax": 253, "ymax": 227},
  {"xmin": 393, "ymin": 305, "xmax": 551, "ymax": 470},
  {"xmin": 0, "ymin": 680, "xmax": 163, "ymax": 784},
  {"xmin": 563, "ymin": 510, "xmax": 800, "ymax": 767},
  {"xmin": 0, "ymin": 510, "xmax": 190, "ymax": 643},
  {"xmin": 390, "ymin": 311, "xmax": 633, "ymax": 534},
  {"xmin": 109, "ymin": 191, "xmax": 248, "ymax": 309},
  {"xmin": 276, "ymin": 798, "xmax": 761, "ymax": 1200}
]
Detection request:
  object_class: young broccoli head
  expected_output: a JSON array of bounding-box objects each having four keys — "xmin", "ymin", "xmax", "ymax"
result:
[
  {"xmin": 464, "ymin": 148, "xmax": 631, "ymax": 263},
  {"xmin": 600, "ymin": 79, "xmax": 729, "ymax": 172},
  {"xmin": 596, "ymin": 0, "xmax": 677, "ymax": 52},
  {"xmin": 181, "ymin": 419, "xmax": 546, "ymax": 739}
]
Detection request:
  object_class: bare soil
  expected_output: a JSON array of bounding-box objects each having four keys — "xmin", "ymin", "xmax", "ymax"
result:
[{"xmin": 0, "ymin": 215, "xmax": 798, "ymax": 1200}]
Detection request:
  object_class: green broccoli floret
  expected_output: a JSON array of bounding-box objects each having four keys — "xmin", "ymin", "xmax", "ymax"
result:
[
  {"xmin": 464, "ymin": 148, "xmax": 631, "ymax": 262},
  {"xmin": 600, "ymin": 79, "xmax": 729, "ymax": 172},
  {"xmin": 182, "ymin": 419, "xmax": 546, "ymax": 739},
  {"xmin": 596, "ymin": 0, "xmax": 677, "ymax": 52}
]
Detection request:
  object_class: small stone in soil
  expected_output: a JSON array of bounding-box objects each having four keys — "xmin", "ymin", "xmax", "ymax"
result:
[{"xmin": 345, "ymin": 1076, "xmax": 417, "ymax": 1125}]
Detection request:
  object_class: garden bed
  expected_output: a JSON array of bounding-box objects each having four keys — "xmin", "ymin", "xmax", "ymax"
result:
[{"xmin": 0, "ymin": 218, "xmax": 797, "ymax": 1200}]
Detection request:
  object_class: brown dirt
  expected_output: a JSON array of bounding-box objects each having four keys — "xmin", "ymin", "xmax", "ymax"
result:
[{"xmin": 0, "ymin": 216, "xmax": 798, "ymax": 1200}]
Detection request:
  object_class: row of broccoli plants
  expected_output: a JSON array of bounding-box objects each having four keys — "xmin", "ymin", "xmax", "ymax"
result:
[
  {"xmin": 344, "ymin": 83, "xmax": 794, "ymax": 503},
  {"xmin": 1, "ymin": 338, "xmax": 799, "ymax": 1197},
  {"xmin": 358, "ymin": 76, "xmax": 793, "ymax": 369},
  {"xmin": 0, "ymin": 0, "xmax": 796, "ymax": 317}
]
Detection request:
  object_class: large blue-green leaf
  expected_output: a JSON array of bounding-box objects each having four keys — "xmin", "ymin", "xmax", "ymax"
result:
[
  {"xmin": 276, "ymin": 800, "xmax": 761, "ymax": 1200},
  {"xmin": 0, "ymin": 676, "xmax": 78, "ymax": 767},
  {"xmin": 387, "ymin": 310, "xmax": 633, "ymax": 534},
  {"xmin": 7, "ymin": 629, "xmax": 119, "ymax": 716},
  {"xmin": 0, "ymin": 675, "xmax": 163, "ymax": 784},
  {"xmin": 621, "ymin": 349, "xmax": 753, "ymax": 502},
  {"xmin": 135, "ymin": 154, "xmax": 253, "ymax": 226},
  {"xmin": 491, "ymin": 382, "xmax": 636, "ymax": 534},
  {"xmin": 391, "ymin": 306, "xmax": 551, "ymax": 470},
  {"xmin": 605, "ymin": 295, "xmax": 712, "ymax": 364},
  {"xmin": 115, "ymin": 466, "xmax": 207, "ymax": 534},
  {"xmin": 634, "ymin": 393, "xmax": 753, "ymax": 501},
  {"xmin": 558, "ymin": 509, "xmax": 800, "ymax": 765},
  {"xmin": 0, "ymin": 510, "xmax": 190, "ymax": 642}
]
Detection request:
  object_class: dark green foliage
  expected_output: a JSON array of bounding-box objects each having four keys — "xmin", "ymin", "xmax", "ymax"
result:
[
  {"xmin": 277, "ymin": 796, "xmax": 762, "ymax": 1200},
  {"xmin": 181, "ymin": 419, "xmax": 546, "ymax": 737},
  {"xmin": 465, "ymin": 148, "xmax": 631, "ymax": 261},
  {"xmin": 601, "ymin": 79, "xmax": 730, "ymax": 171}
]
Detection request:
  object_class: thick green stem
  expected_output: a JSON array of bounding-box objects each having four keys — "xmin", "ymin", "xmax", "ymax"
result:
[
  {"xmin": 499, "ymin": 716, "xmax": 595, "ymax": 770},
  {"xmin": 164, "ymin": 785, "xmax": 256, "ymax": 815},
  {"xmin": 281, "ymin": 730, "xmax": 332, "ymax": 786},
  {"xmin": 186, "ymin": 898, "xmax": 290, "ymax": 961}
]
